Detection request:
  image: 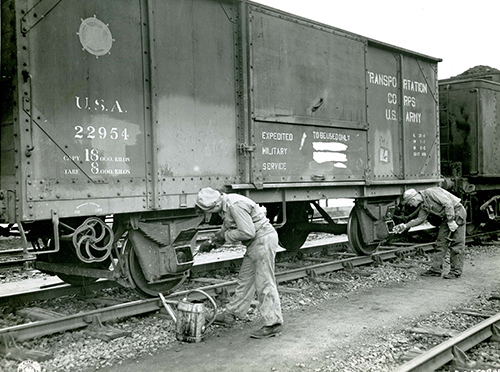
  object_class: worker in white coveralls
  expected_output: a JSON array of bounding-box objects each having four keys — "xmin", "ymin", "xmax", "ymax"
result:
[
  {"xmin": 393, "ymin": 187, "xmax": 466, "ymax": 279},
  {"xmin": 195, "ymin": 187, "xmax": 283, "ymax": 338}
]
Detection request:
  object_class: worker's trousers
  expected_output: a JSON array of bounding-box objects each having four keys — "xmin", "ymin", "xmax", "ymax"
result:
[
  {"xmin": 226, "ymin": 231, "xmax": 283, "ymax": 326},
  {"xmin": 431, "ymin": 204, "xmax": 466, "ymax": 275}
]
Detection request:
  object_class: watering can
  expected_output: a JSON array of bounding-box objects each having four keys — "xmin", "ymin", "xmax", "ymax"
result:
[{"xmin": 159, "ymin": 289, "xmax": 217, "ymax": 343}]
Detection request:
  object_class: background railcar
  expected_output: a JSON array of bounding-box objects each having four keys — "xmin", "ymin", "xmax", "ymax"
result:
[
  {"xmin": 439, "ymin": 67, "xmax": 500, "ymax": 235},
  {"xmin": 1, "ymin": 0, "xmax": 441, "ymax": 296}
]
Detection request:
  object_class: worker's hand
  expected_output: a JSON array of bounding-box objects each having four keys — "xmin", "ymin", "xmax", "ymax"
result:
[
  {"xmin": 393, "ymin": 223, "xmax": 407, "ymax": 234},
  {"xmin": 448, "ymin": 220, "xmax": 458, "ymax": 232},
  {"xmin": 199, "ymin": 240, "xmax": 216, "ymax": 253},
  {"xmin": 213, "ymin": 230, "xmax": 225, "ymax": 244}
]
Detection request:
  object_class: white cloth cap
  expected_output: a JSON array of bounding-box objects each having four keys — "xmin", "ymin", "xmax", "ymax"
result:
[
  {"xmin": 402, "ymin": 188, "xmax": 418, "ymax": 204},
  {"xmin": 195, "ymin": 187, "xmax": 222, "ymax": 211}
]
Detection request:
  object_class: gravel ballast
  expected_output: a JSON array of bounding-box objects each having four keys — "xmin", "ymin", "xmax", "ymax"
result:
[{"xmin": 1, "ymin": 240, "xmax": 500, "ymax": 372}]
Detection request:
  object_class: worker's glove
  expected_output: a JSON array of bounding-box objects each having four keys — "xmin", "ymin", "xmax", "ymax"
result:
[
  {"xmin": 198, "ymin": 239, "xmax": 217, "ymax": 253},
  {"xmin": 213, "ymin": 230, "xmax": 225, "ymax": 244},
  {"xmin": 447, "ymin": 220, "xmax": 458, "ymax": 232},
  {"xmin": 393, "ymin": 223, "xmax": 407, "ymax": 234}
]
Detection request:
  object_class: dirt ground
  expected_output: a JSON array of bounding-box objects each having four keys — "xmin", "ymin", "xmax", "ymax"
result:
[{"xmin": 99, "ymin": 250, "xmax": 500, "ymax": 372}]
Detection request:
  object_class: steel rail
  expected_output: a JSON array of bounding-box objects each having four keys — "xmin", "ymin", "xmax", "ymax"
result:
[
  {"xmin": 395, "ymin": 313, "xmax": 500, "ymax": 372},
  {"xmin": 0, "ymin": 248, "xmax": 34, "ymax": 257},
  {"xmin": 0, "ymin": 257, "xmax": 35, "ymax": 268},
  {"xmin": 1, "ymin": 224, "xmax": 476, "ymax": 308},
  {"xmin": 0, "ymin": 242, "xmax": 434, "ymax": 342},
  {"xmin": 0, "ymin": 280, "xmax": 120, "ymax": 308},
  {"xmin": 0, "ymin": 237, "xmax": 349, "ymax": 307}
]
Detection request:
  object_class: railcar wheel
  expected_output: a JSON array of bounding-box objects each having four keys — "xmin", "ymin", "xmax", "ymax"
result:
[
  {"xmin": 277, "ymin": 223, "xmax": 309, "ymax": 251},
  {"xmin": 124, "ymin": 238, "xmax": 186, "ymax": 297},
  {"xmin": 277, "ymin": 201, "xmax": 312, "ymax": 251},
  {"xmin": 347, "ymin": 208, "xmax": 378, "ymax": 255}
]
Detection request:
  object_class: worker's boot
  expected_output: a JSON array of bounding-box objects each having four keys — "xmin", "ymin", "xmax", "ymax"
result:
[
  {"xmin": 214, "ymin": 312, "xmax": 236, "ymax": 327},
  {"xmin": 250, "ymin": 323, "xmax": 283, "ymax": 339},
  {"xmin": 443, "ymin": 272, "xmax": 461, "ymax": 279}
]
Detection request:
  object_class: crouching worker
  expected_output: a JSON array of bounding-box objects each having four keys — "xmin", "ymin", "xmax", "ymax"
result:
[
  {"xmin": 195, "ymin": 187, "xmax": 283, "ymax": 338},
  {"xmin": 393, "ymin": 187, "xmax": 466, "ymax": 279}
]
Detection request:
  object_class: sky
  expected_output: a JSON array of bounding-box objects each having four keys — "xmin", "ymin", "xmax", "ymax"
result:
[{"xmin": 255, "ymin": 0, "xmax": 500, "ymax": 80}]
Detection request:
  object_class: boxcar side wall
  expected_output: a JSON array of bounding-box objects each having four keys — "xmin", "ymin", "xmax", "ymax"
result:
[
  {"xmin": 439, "ymin": 79, "xmax": 500, "ymax": 178},
  {"xmin": 1, "ymin": 0, "xmax": 236, "ymax": 223},
  {"xmin": 1, "ymin": 0, "xmax": 441, "ymax": 225},
  {"xmin": 0, "ymin": 0, "xmax": 21, "ymax": 222},
  {"xmin": 248, "ymin": 5, "xmax": 368, "ymax": 185},
  {"xmin": 478, "ymin": 86, "xmax": 500, "ymax": 176},
  {"xmin": 4, "ymin": 0, "xmax": 152, "ymax": 223},
  {"xmin": 150, "ymin": 0, "xmax": 241, "ymax": 210},
  {"xmin": 240, "ymin": 4, "xmax": 440, "ymax": 202},
  {"xmin": 366, "ymin": 45, "xmax": 440, "ymax": 183}
]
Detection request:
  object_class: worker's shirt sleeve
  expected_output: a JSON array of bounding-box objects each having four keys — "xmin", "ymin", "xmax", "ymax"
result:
[
  {"xmin": 427, "ymin": 188, "xmax": 456, "ymax": 222},
  {"xmin": 405, "ymin": 208, "xmax": 429, "ymax": 229},
  {"xmin": 442, "ymin": 199, "xmax": 456, "ymax": 222},
  {"xmin": 224, "ymin": 202, "xmax": 256, "ymax": 243}
]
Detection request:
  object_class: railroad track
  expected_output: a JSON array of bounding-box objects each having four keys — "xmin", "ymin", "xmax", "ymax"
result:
[
  {"xmin": 1, "ymin": 226, "xmax": 497, "ymax": 310},
  {"xmin": 0, "ymin": 252, "xmax": 35, "ymax": 269},
  {"xmin": 0, "ymin": 240, "xmax": 436, "ymax": 343},
  {"xmin": 1, "ymin": 230, "xmax": 499, "ymax": 368},
  {"xmin": 395, "ymin": 308, "xmax": 500, "ymax": 371},
  {"xmin": 0, "ymin": 235, "xmax": 349, "ymax": 307},
  {"xmin": 1, "ymin": 226, "xmax": 496, "ymax": 309}
]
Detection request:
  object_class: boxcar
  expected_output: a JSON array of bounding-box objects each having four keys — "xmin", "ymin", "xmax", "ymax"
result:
[
  {"xmin": 439, "ymin": 71, "xmax": 500, "ymax": 234},
  {"xmin": 1, "ymin": 0, "xmax": 441, "ymax": 296}
]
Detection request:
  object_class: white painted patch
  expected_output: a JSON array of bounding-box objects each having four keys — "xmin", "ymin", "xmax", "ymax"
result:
[
  {"xmin": 312, "ymin": 142, "xmax": 348, "ymax": 152},
  {"xmin": 313, "ymin": 152, "xmax": 347, "ymax": 163}
]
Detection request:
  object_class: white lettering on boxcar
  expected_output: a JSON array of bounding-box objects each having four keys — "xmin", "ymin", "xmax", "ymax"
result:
[
  {"xmin": 114, "ymin": 156, "xmax": 131, "ymax": 162},
  {"xmin": 387, "ymin": 93, "xmax": 397, "ymax": 105},
  {"xmin": 403, "ymin": 79, "xmax": 428, "ymax": 94},
  {"xmin": 404, "ymin": 95, "xmax": 417, "ymax": 107},
  {"xmin": 75, "ymin": 126, "xmax": 129, "ymax": 140},
  {"xmin": 262, "ymin": 147, "xmax": 288, "ymax": 155},
  {"xmin": 63, "ymin": 155, "xmax": 80, "ymax": 162},
  {"xmin": 312, "ymin": 131, "xmax": 350, "ymax": 142},
  {"xmin": 75, "ymin": 96, "xmax": 127, "ymax": 113},
  {"xmin": 262, "ymin": 162, "xmax": 287, "ymax": 171},
  {"xmin": 261, "ymin": 132, "xmax": 294, "ymax": 141},
  {"xmin": 367, "ymin": 71, "xmax": 398, "ymax": 88},
  {"xmin": 75, "ymin": 202, "xmax": 103, "ymax": 214},
  {"xmin": 412, "ymin": 133, "xmax": 427, "ymax": 157},
  {"xmin": 406, "ymin": 112, "xmax": 422, "ymax": 123},
  {"xmin": 380, "ymin": 148, "xmax": 389, "ymax": 163},
  {"xmin": 385, "ymin": 109, "xmax": 397, "ymax": 121}
]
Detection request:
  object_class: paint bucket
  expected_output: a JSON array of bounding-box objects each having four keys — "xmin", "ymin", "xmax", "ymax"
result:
[{"xmin": 160, "ymin": 289, "xmax": 217, "ymax": 343}]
